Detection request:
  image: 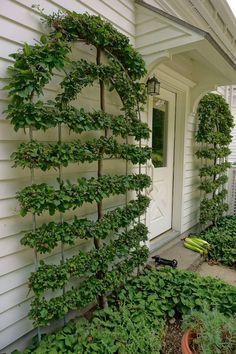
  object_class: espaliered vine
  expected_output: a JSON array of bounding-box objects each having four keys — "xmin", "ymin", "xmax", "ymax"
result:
[
  {"xmin": 29, "ymin": 223, "xmax": 148, "ymax": 295},
  {"xmin": 21, "ymin": 195, "xmax": 150, "ymax": 253},
  {"xmin": 30, "ymin": 246, "xmax": 149, "ymax": 325},
  {"xmin": 195, "ymin": 93, "xmax": 234, "ymax": 225},
  {"xmin": 5, "ymin": 10, "xmax": 151, "ymax": 327},
  {"xmin": 12, "ymin": 138, "xmax": 151, "ymax": 169},
  {"xmin": 18, "ymin": 175, "xmax": 150, "ymax": 216}
]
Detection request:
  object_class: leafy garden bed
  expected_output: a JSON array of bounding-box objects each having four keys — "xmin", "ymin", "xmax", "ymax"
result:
[
  {"xmin": 14, "ymin": 267, "xmax": 236, "ymax": 354},
  {"xmin": 200, "ymin": 216, "xmax": 236, "ymax": 267}
]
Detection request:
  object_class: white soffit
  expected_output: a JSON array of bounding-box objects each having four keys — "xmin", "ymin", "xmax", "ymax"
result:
[{"xmin": 136, "ymin": 1, "xmax": 236, "ymax": 84}]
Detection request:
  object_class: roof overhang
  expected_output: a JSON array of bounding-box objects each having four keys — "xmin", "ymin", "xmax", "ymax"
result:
[{"xmin": 135, "ymin": 0, "xmax": 236, "ymax": 86}]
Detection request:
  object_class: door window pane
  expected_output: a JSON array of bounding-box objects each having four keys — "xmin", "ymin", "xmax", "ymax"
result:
[{"xmin": 152, "ymin": 98, "xmax": 168, "ymax": 168}]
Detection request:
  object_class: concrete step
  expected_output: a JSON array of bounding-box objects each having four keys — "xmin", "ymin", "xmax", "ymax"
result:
[
  {"xmin": 149, "ymin": 234, "xmax": 204, "ymax": 271},
  {"xmin": 197, "ymin": 262, "xmax": 236, "ymax": 287},
  {"xmin": 148, "ymin": 235, "xmax": 236, "ymax": 288}
]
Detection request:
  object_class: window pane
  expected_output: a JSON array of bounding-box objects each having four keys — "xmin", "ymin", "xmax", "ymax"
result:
[{"xmin": 152, "ymin": 98, "xmax": 168, "ymax": 167}]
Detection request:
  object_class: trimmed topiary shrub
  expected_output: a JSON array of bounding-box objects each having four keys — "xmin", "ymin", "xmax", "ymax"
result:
[{"xmin": 195, "ymin": 93, "xmax": 234, "ymax": 225}]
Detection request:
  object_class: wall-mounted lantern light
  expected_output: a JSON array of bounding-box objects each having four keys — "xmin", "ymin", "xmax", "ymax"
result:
[{"xmin": 146, "ymin": 75, "xmax": 160, "ymax": 96}]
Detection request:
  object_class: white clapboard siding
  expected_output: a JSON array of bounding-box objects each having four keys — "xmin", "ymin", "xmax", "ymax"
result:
[
  {"xmin": 0, "ymin": 233, "xmax": 26, "ymax": 258},
  {"xmin": 0, "ymin": 265, "xmax": 32, "ymax": 296},
  {"xmin": 184, "ymin": 175, "xmax": 199, "ymax": 188},
  {"xmin": 0, "ymin": 299, "xmax": 32, "ymax": 332},
  {"xmin": 11, "ymin": 0, "xmax": 135, "ymax": 43},
  {"xmin": 1, "ymin": 284, "xmax": 32, "ymax": 315},
  {"xmin": 0, "ymin": 316, "xmax": 34, "ymax": 351},
  {"xmin": 182, "ymin": 112, "xmax": 201, "ymax": 232},
  {"xmin": 0, "ymin": 0, "xmax": 136, "ymax": 351}
]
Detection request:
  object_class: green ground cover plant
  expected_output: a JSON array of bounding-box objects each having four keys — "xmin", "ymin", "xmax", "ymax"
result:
[
  {"xmin": 114, "ymin": 267, "xmax": 236, "ymax": 320},
  {"xmin": 15, "ymin": 306, "xmax": 165, "ymax": 354},
  {"xmin": 15, "ymin": 267, "xmax": 236, "ymax": 353},
  {"xmin": 200, "ymin": 215, "xmax": 236, "ymax": 267}
]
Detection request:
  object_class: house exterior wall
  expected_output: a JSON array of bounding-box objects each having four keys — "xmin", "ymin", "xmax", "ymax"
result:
[
  {"xmin": 182, "ymin": 111, "xmax": 201, "ymax": 232},
  {"xmin": 135, "ymin": 3, "xmax": 202, "ymax": 237},
  {"xmin": 135, "ymin": 0, "xmax": 236, "ymax": 237},
  {"xmin": 217, "ymin": 85, "xmax": 236, "ymax": 175},
  {"xmin": 1, "ymin": 0, "xmax": 236, "ymax": 352}
]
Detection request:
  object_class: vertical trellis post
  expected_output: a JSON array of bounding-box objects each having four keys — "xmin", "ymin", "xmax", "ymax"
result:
[
  {"xmin": 95, "ymin": 46, "xmax": 107, "ymax": 308},
  {"xmin": 58, "ymin": 123, "xmax": 66, "ymax": 324},
  {"xmin": 137, "ymin": 106, "xmax": 142, "ymax": 275},
  {"xmin": 29, "ymin": 126, "xmax": 41, "ymax": 342}
]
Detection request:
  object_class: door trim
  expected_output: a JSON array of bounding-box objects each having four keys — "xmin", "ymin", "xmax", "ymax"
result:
[
  {"xmin": 148, "ymin": 88, "xmax": 175, "ymax": 239},
  {"xmin": 145, "ymin": 65, "xmax": 190, "ymax": 247}
]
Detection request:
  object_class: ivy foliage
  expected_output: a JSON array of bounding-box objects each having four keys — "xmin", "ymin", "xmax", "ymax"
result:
[
  {"xmin": 196, "ymin": 94, "xmax": 234, "ymax": 145},
  {"xmin": 195, "ymin": 147, "xmax": 231, "ymax": 159},
  {"xmin": 4, "ymin": 35, "xmax": 70, "ymax": 101},
  {"xmin": 195, "ymin": 93, "xmax": 234, "ymax": 225},
  {"xmin": 43, "ymin": 11, "xmax": 146, "ymax": 81},
  {"xmin": 199, "ymin": 162, "xmax": 231, "ymax": 177},
  {"xmin": 6, "ymin": 8, "xmax": 150, "ymax": 326},
  {"xmin": 6, "ymin": 103, "xmax": 150, "ymax": 139},
  {"xmin": 12, "ymin": 138, "xmax": 151, "ymax": 170},
  {"xmin": 21, "ymin": 195, "xmax": 150, "ymax": 253},
  {"xmin": 199, "ymin": 175, "xmax": 228, "ymax": 194},
  {"xmin": 30, "ymin": 246, "xmax": 149, "ymax": 326},
  {"xmin": 17, "ymin": 174, "xmax": 151, "ymax": 216},
  {"xmin": 29, "ymin": 224, "xmax": 148, "ymax": 295}
]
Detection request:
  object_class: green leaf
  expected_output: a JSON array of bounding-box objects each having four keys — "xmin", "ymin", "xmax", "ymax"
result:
[
  {"xmin": 40, "ymin": 35, "xmax": 47, "ymax": 44},
  {"xmin": 23, "ymin": 43, "xmax": 31, "ymax": 56},
  {"xmin": 168, "ymin": 309, "xmax": 175, "ymax": 317},
  {"xmin": 55, "ymin": 32, "xmax": 63, "ymax": 39}
]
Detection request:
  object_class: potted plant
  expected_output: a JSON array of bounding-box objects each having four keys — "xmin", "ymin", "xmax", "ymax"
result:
[{"xmin": 181, "ymin": 306, "xmax": 236, "ymax": 354}]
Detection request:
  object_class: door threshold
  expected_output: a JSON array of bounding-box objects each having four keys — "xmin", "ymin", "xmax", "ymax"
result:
[{"xmin": 149, "ymin": 229, "xmax": 180, "ymax": 253}]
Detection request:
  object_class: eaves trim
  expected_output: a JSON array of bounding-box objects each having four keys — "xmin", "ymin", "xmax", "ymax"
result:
[{"xmin": 136, "ymin": 0, "xmax": 236, "ymax": 71}]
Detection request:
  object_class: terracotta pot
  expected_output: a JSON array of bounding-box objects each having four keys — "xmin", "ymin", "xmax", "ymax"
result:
[{"xmin": 181, "ymin": 329, "xmax": 197, "ymax": 354}]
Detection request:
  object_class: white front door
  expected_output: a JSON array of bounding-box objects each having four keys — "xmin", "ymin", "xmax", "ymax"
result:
[{"xmin": 149, "ymin": 88, "xmax": 176, "ymax": 239}]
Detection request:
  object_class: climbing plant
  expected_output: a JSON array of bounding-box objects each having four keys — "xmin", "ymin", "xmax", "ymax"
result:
[
  {"xmin": 195, "ymin": 93, "xmax": 234, "ymax": 225},
  {"xmin": 5, "ymin": 10, "xmax": 151, "ymax": 329}
]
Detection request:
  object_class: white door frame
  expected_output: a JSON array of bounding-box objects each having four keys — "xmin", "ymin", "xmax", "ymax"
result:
[
  {"xmin": 145, "ymin": 64, "xmax": 196, "ymax": 249},
  {"xmin": 148, "ymin": 88, "xmax": 175, "ymax": 239}
]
